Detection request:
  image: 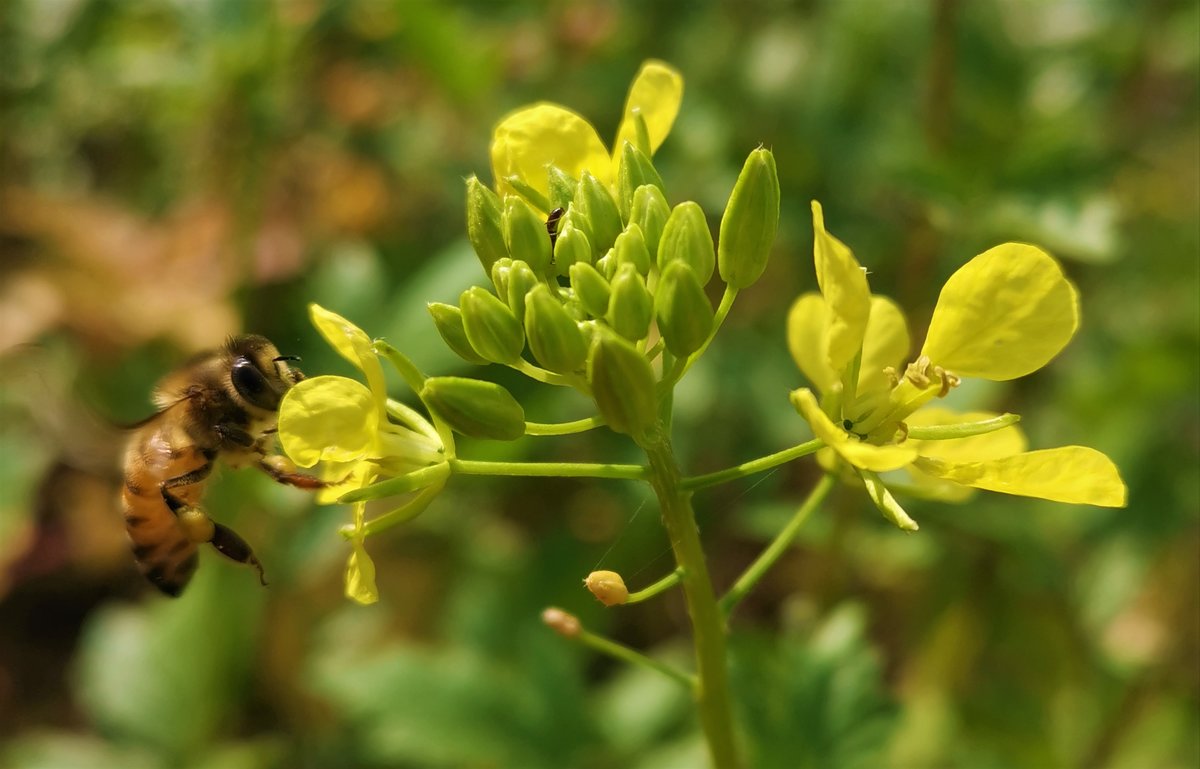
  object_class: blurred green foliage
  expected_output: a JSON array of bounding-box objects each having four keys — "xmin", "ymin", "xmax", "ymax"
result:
[{"xmin": 0, "ymin": 0, "xmax": 1196, "ymax": 767}]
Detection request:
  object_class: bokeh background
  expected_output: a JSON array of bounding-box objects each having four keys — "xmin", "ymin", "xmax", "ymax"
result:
[{"xmin": 1, "ymin": 1, "xmax": 1197, "ymax": 767}]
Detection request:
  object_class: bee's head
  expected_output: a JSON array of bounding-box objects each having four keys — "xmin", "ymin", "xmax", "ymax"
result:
[{"xmin": 225, "ymin": 335, "xmax": 304, "ymax": 412}]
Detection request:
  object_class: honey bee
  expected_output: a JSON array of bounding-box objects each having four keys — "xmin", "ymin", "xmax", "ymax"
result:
[{"xmin": 122, "ymin": 335, "xmax": 323, "ymax": 596}]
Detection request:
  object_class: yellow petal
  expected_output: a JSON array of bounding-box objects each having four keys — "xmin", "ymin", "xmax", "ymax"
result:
[
  {"xmin": 309, "ymin": 303, "xmax": 387, "ymax": 413},
  {"xmin": 279, "ymin": 376, "xmax": 378, "ymax": 468},
  {"xmin": 789, "ymin": 293, "xmax": 910, "ymax": 398},
  {"xmin": 791, "ymin": 388, "xmax": 918, "ymax": 472},
  {"xmin": 811, "ymin": 201, "xmax": 871, "ymax": 377},
  {"xmin": 907, "ymin": 408, "xmax": 1028, "ymax": 462},
  {"xmin": 612, "ymin": 60, "xmax": 684, "ymax": 162},
  {"xmin": 316, "ymin": 461, "xmax": 375, "ymax": 505},
  {"xmin": 859, "ymin": 295, "xmax": 910, "ymax": 396},
  {"xmin": 490, "ymin": 104, "xmax": 612, "ymax": 200},
  {"xmin": 787, "ymin": 293, "xmax": 837, "ymax": 393},
  {"xmin": 912, "ymin": 446, "xmax": 1127, "ymax": 507},
  {"xmin": 345, "ymin": 539, "xmax": 379, "ymax": 605},
  {"xmin": 920, "ymin": 243, "xmax": 1079, "ymax": 380}
]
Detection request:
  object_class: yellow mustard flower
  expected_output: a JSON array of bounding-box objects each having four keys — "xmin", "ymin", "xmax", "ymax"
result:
[
  {"xmin": 490, "ymin": 60, "xmax": 683, "ymax": 202},
  {"xmin": 277, "ymin": 304, "xmax": 444, "ymax": 603},
  {"xmin": 787, "ymin": 202, "xmax": 1126, "ymax": 529}
]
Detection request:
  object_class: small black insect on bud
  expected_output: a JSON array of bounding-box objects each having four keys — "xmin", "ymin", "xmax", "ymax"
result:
[{"xmin": 546, "ymin": 207, "xmax": 565, "ymax": 247}]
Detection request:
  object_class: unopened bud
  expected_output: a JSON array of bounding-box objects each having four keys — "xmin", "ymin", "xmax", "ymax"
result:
[
  {"xmin": 466, "ymin": 176, "xmax": 508, "ymax": 274},
  {"xmin": 613, "ymin": 223, "xmax": 652, "ymax": 276},
  {"xmin": 657, "ymin": 201, "xmax": 715, "ymax": 284},
  {"xmin": 630, "ymin": 184, "xmax": 670, "ymax": 258},
  {"xmin": 617, "ymin": 141, "xmax": 666, "ymax": 221},
  {"xmin": 421, "ymin": 376, "xmax": 525, "ymax": 441},
  {"xmin": 576, "ymin": 171, "xmax": 623, "ymax": 256},
  {"xmin": 553, "ymin": 217, "xmax": 592, "ymax": 276},
  {"xmin": 607, "ymin": 262, "xmax": 654, "ymax": 342},
  {"xmin": 584, "ymin": 570, "xmax": 629, "ymax": 607},
  {"xmin": 490, "ymin": 257, "xmax": 512, "ymax": 298},
  {"xmin": 524, "ymin": 284, "xmax": 588, "ymax": 374},
  {"xmin": 541, "ymin": 607, "xmax": 581, "ymax": 638},
  {"xmin": 460, "ymin": 286, "xmax": 525, "ymax": 364},
  {"xmin": 505, "ymin": 259, "xmax": 540, "ymax": 321},
  {"xmin": 656, "ymin": 261, "xmax": 714, "ymax": 357},
  {"xmin": 587, "ymin": 326, "xmax": 657, "ymax": 437},
  {"xmin": 718, "ymin": 147, "xmax": 780, "ymax": 289},
  {"xmin": 595, "ymin": 251, "xmax": 616, "ymax": 280},
  {"xmin": 569, "ymin": 262, "xmax": 611, "ymax": 319},
  {"xmin": 427, "ymin": 302, "xmax": 487, "ymax": 365},
  {"xmin": 546, "ymin": 166, "xmax": 578, "ymax": 211},
  {"xmin": 503, "ymin": 196, "xmax": 553, "ymax": 277}
]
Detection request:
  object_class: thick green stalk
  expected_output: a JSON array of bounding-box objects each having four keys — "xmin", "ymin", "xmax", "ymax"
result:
[{"xmin": 638, "ymin": 426, "xmax": 741, "ymax": 769}]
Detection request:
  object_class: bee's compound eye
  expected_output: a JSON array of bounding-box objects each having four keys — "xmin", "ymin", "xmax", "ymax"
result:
[{"xmin": 231, "ymin": 358, "xmax": 276, "ymax": 409}]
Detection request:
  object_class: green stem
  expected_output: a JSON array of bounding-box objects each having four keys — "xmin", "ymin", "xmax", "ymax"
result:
[
  {"xmin": 448, "ymin": 458, "xmax": 649, "ymax": 481},
  {"xmin": 682, "ymin": 438, "xmax": 824, "ymax": 491},
  {"xmin": 524, "ymin": 415, "xmax": 605, "ymax": 435},
  {"xmin": 625, "ymin": 567, "xmax": 684, "ymax": 604},
  {"xmin": 638, "ymin": 426, "xmax": 742, "ymax": 769},
  {"xmin": 719, "ymin": 473, "xmax": 835, "ymax": 617},
  {"xmin": 576, "ymin": 628, "xmax": 695, "ymax": 689},
  {"xmin": 513, "ymin": 359, "xmax": 578, "ymax": 388}
]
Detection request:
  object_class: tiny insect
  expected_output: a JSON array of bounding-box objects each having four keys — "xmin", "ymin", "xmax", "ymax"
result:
[
  {"xmin": 121, "ymin": 335, "xmax": 323, "ymax": 596},
  {"xmin": 546, "ymin": 206, "xmax": 565, "ymax": 247}
]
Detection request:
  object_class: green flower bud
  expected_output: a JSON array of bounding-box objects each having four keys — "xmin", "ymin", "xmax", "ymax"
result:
[
  {"xmin": 657, "ymin": 201, "xmax": 715, "ymax": 284},
  {"xmin": 576, "ymin": 171, "xmax": 623, "ymax": 256},
  {"xmin": 595, "ymin": 250, "xmax": 616, "ymax": 280},
  {"xmin": 587, "ymin": 326, "xmax": 657, "ymax": 438},
  {"xmin": 569, "ymin": 262, "xmax": 611, "ymax": 319},
  {"xmin": 460, "ymin": 286, "xmax": 524, "ymax": 364},
  {"xmin": 427, "ymin": 302, "xmax": 488, "ymax": 365},
  {"xmin": 503, "ymin": 196, "xmax": 553, "ymax": 277},
  {"xmin": 553, "ymin": 219, "xmax": 592, "ymax": 276},
  {"xmin": 631, "ymin": 184, "xmax": 670, "ymax": 258},
  {"xmin": 617, "ymin": 142, "xmax": 666, "ymax": 222},
  {"xmin": 718, "ymin": 147, "xmax": 780, "ymax": 289},
  {"xmin": 524, "ymin": 284, "xmax": 588, "ymax": 374},
  {"xmin": 490, "ymin": 257, "xmax": 512, "ymax": 298},
  {"xmin": 561, "ymin": 294, "xmax": 587, "ymax": 321},
  {"xmin": 421, "ymin": 376, "xmax": 525, "ymax": 441},
  {"xmin": 578, "ymin": 319, "xmax": 600, "ymax": 350},
  {"xmin": 607, "ymin": 262, "xmax": 653, "ymax": 342},
  {"xmin": 613, "ymin": 223, "xmax": 652, "ymax": 276},
  {"xmin": 546, "ymin": 166, "xmax": 578, "ymax": 211},
  {"xmin": 505, "ymin": 260, "xmax": 540, "ymax": 321},
  {"xmin": 466, "ymin": 176, "xmax": 508, "ymax": 274},
  {"xmin": 656, "ymin": 261, "xmax": 715, "ymax": 357}
]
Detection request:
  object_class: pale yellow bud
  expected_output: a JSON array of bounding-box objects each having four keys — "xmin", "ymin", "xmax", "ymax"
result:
[{"xmin": 584, "ymin": 570, "xmax": 629, "ymax": 607}]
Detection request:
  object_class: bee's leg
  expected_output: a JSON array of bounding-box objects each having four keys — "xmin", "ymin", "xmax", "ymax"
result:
[
  {"xmin": 161, "ymin": 459, "xmax": 267, "ymax": 586},
  {"xmin": 215, "ymin": 424, "xmax": 255, "ymax": 448},
  {"xmin": 160, "ymin": 459, "xmax": 215, "ymax": 526},
  {"xmin": 209, "ymin": 523, "xmax": 268, "ymax": 586},
  {"xmin": 258, "ymin": 454, "xmax": 327, "ymax": 490}
]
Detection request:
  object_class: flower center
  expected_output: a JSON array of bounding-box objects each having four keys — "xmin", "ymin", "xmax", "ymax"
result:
[{"xmin": 842, "ymin": 355, "xmax": 962, "ymax": 444}]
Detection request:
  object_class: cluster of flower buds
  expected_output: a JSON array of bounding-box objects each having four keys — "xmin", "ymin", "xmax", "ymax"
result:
[{"xmin": 428, "ymin": 145, "xmax": 779, "ymax": 441}]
